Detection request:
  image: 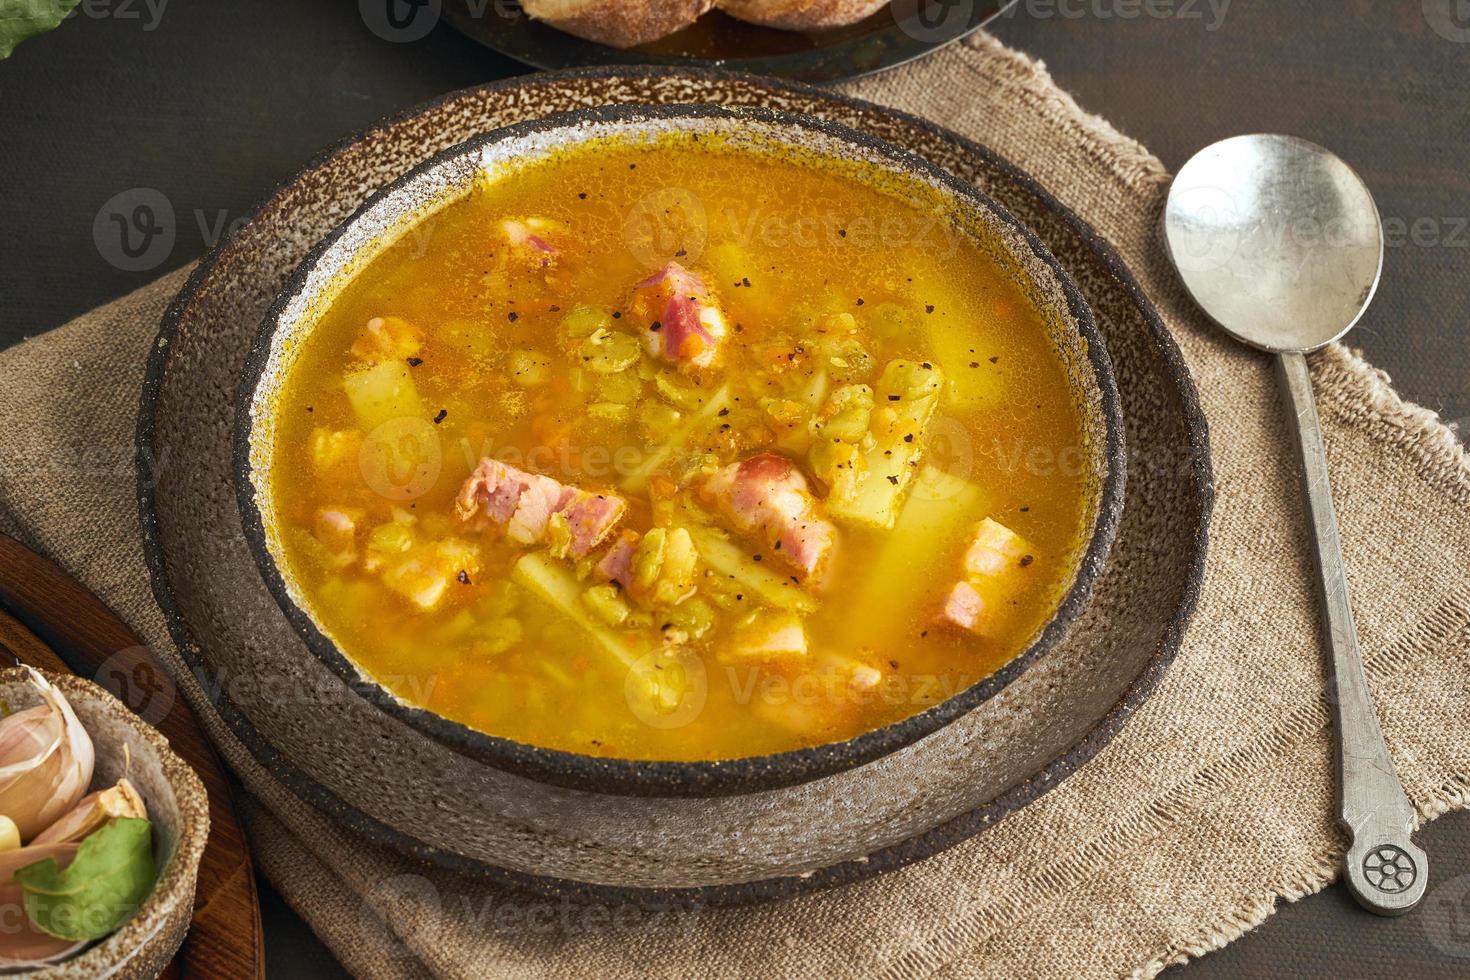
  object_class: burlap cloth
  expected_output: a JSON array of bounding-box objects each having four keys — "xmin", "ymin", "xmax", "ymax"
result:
[{"xmin": 2, "ymin": 32, "xmax": 1467, "ymax": 978}]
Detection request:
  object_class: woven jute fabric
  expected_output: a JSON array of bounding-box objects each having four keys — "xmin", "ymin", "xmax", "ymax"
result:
[{"xmin": 2, "ymin": 33, "xmax": 1467, "ymax": 978}]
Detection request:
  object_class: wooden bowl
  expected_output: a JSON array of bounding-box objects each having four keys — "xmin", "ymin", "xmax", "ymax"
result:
[
  {"xmin": 234, "ymin": 103, "xmax": 1126, "ymax": 798},
  {"xmin": 0, "ymin": 670, "xmax": 208, "ymax": 978}
]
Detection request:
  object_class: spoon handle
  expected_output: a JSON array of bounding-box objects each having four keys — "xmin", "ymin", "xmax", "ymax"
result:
[{"xmin": 1278, "ymin": 350, "xmax": 1426, "ymax": 915}]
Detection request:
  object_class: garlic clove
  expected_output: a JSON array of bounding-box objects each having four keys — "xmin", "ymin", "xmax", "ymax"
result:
[
  {"xmin": 0, "ymin": 842, "xmax": 86, "ymax": 968},
  {"xmin": 0, "ymin": 707, "xmax": 55, "ymax": 765},
  {"xmin": 0, "ymin": 670, "xmax": 96, "ymax": 842},
  {"xmin": 32, "ymin": 779, "xmax": 147, "ymax": 846},
  {"xmin": 0, "ymin": 816, "xmax": 19, "ymax": 853}
]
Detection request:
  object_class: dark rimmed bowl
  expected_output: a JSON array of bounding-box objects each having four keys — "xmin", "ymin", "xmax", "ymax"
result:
[
  {"xmin": 143, "ymin": 66, "xmax": 1209, "ymax": 900},
  {"xmin": 234, "ymin": 102, "xmax": 1125, "ymax": 798}
]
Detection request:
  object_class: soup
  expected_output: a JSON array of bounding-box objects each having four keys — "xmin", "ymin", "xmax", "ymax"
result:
[{"xmin": 264, "ymin": 131, "xmax": 1098, "ymax": 762}]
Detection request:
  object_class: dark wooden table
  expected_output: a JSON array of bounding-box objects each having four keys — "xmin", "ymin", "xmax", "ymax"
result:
[{"xmin": 2, "ymin": 1, "xmax": 1466, "ymax": 975}]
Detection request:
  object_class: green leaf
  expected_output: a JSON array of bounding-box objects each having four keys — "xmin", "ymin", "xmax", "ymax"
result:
[
  {"xmin": 14, "ymin": 818, "xmax": 156, "ymax": 941},
  {"xmin": 0, "ymin": 0, "xmax": 80, "ymax": 59}
]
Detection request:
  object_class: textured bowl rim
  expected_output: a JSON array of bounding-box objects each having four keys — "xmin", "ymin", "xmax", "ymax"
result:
[
  {"xmin": 135, "ymin": 65, "xmax": 1213, "ymax": 905},
  {"xmin": 0, "ymin": 670, "xmax": 209, "ymax": 975},
  {"xmin": 230, "ymin": 100, "xmax": 1128, "ymax": 798}
]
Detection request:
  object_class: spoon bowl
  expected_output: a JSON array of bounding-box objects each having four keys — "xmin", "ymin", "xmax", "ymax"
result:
[{"xmin": 1163, "ymin": 133, "xmax": 1383, "ymax": 353}]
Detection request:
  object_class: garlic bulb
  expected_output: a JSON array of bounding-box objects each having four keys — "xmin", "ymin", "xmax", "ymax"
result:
[
  {"xmin": 0, "ymin": 842, "xmax": 85, "ymax": 968},
  {"xmin": 0, "ymin": 816, "xmax": 18, "ymax": 853},
  {"xmin": 0, "ymin": 670, "xmax": 95, "ymax": 842},
  {"xmin": 33, "ymin": 779, "xmax": 146, "ymax": 846}
]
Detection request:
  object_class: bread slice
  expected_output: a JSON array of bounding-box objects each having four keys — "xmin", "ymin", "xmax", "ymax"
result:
[
  {"xmin": 522, "ymin": 0, "xmax": 716, "ymax": 48},
  {"xmin": 717, "ymin": 0, "xmax": 890, "ymax": 30}
]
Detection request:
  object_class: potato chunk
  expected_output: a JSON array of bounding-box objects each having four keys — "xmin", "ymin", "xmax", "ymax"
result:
[
  {"xmin": 816, "ymin": 359, "xmax": 943, "ymax": 530},
  {"xmin": 724, "ymin": 611, "xmax": 808, "ymax": 664}
]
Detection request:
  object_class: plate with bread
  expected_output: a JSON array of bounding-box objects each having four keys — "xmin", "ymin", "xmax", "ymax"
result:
[{"xmin": 443, "ymin": 0, "xmax": 1012, "ymax": 82}]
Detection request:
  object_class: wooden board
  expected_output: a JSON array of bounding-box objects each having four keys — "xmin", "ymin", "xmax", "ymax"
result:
[{"xmin": 0, "ymin": 534, "xmax": 265, "ymax": 980}]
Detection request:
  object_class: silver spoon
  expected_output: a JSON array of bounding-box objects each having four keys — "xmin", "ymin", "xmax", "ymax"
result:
[{"xmin": 1163, "ymin": 134, "xmax": 1426, "ymax": 915}]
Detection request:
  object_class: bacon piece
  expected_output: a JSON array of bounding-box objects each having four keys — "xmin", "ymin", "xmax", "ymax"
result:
[
  {"xmin": 381, "ymin": 538, "xmax": 480, "ymax": 611},
  {"xmin": 591, "ymin": 527, "xmax": 699, "ymax": 609},
  {"xmin": 753, "ymin": 652, "xmax": 883, "ymax": 736},
  {"xmin": 703, "ymin": 453, "xmax": 837, "ymax": 581},
  {"xmin": 499, "ymin": 218, "xmax": 560, "ymax": 269},
  {"xmin": 456, "ymin": 459, "xmax": 625, "ymax": 558},
  {"xmin": 964, "ymin": 518, "xmax": 1029, "ymax": 578},
  {"xmin": 938, "ymin": 581, "xmax": 984, "ymax": 632},
  {"xmin": 505, "ymin": 474, "xmax": 568, "ymax": 546},
  {"xmin": 628, "ymin": 262, "xmax": 728, "ymax": 370},
  {"xmin": 937, "ymin": 518, "xmax": 1035, "ymax": 636},
  {"xmin": 595, "ymin": 530, "xmax": 639, "ymax": 587},
  {"xmin": 315, "ymin": 508, "xmax": 357, "ymax": 538},
  {"xmin": 312, "ymin": 507, "xmax": 361, "ymax": 569},
  {"xmin": 457, "ymin": 459, "xmax": 527, "ymax": 525},
  {"xmin": 561, "ymin": 493, "xmax": 627, "ymax": 559},
  {"xmin": 350, "ymin": 315, "xmax": 424, "ymax": 363}
]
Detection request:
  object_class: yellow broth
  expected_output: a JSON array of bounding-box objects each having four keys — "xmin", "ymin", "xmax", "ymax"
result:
[{"xmin": 267, "ymin": 133, "xmax": 1096, "ymax": 761}]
